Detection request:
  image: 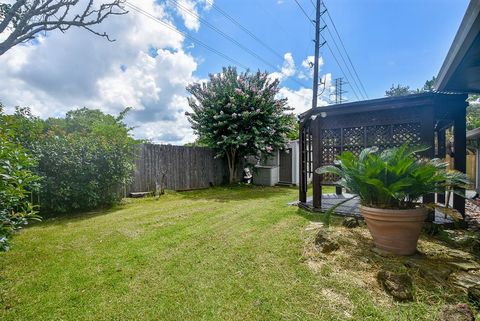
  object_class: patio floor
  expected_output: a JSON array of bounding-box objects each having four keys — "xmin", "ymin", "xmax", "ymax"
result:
[{"xmin": 293, "ymin": 193, "xmax": 455, "ymax": 225}]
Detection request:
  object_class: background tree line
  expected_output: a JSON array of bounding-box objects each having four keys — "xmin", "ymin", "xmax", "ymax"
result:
[
  {"xmin": 0, "ymin": 105, "xmax": 138, "ymax": 250},
  {"xmin": 386, "ymin": 77, "xmax": 480, "ymax": 130}
]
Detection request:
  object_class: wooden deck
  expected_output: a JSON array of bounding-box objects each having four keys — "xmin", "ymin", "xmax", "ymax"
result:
[{"xmin": 294, "ymin": 193, "xmax": 454, "ymax": 225}]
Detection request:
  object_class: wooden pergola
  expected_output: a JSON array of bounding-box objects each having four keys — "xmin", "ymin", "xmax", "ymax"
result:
[{"xmin": 298, "ymin": 92, "xmax": 469, "ymax": 218}]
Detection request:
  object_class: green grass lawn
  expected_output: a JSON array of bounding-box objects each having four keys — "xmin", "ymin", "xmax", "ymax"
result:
[{"xmin": 0, "ymin": 185, "xmax": 476, "ymax": 320}]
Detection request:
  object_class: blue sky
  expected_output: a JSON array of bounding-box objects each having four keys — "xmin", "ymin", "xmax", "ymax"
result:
[
  {"xmin": 0, "ymin": 0, "xmax": 471, "ymax": 144},
  {"xmin": 181, "ymin": 0, "xmax": 469, "ymax": 99}
]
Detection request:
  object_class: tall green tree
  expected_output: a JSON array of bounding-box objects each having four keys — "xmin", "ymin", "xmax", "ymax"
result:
[
  {"xmin": 0, "ymin": 0, "xmax": 127, "ymax": 56},
  {"xmin": 385, "ymin": 84, "xmax": 412, "ymax": 97},
  {"xmin": 385, "ymin": 76, "xmax": 437, "ymax": 97},
  {"xmin": 186, "ymin": 67, "xmax": 294, "ymax": 183},
  {"xmin": 384, "ymin": 78, "xmax": 480, "ymax": 131},
  {"xmin": 421, "ymin": 76, "xmax": 436, "ymax": 92}
]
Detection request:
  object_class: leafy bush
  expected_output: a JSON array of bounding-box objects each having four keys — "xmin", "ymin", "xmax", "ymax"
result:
[
  {"xmin": 38, "ymin": 108, "xmax": 138, "ymax": 214},
  {"xmin": 186, "ymin": 66, "xmax": 294, "ymax": 183},
  {"xmin": 316, "ymin": 145, "xmax": 470, "ymax": 212},
  {"xmin": 5, "ymin": 107, "xmax": 138, "ymax": 215},
  {"xmin": 0, "ymin": 107, "xmax": 40, "ymax": 251}
]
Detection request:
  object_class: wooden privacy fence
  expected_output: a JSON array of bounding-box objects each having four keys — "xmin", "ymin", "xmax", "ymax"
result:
[{"xmin": 126, "ymin": 144, "xmax": 228, "ymax": 194}]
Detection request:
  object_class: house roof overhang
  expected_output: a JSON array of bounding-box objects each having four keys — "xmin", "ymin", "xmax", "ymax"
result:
[
  {"xmin": 435, "ymin": 0, "xmax": 480, "ymax": 94},
  {"xmin": 299, "ymin": 92, "xmax": 467, "ymax": 124}
]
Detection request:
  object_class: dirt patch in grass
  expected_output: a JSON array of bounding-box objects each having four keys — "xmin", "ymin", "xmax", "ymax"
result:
[{"xmin": 302, "ymin": 220, "xmax": 480, "ymax": 317}]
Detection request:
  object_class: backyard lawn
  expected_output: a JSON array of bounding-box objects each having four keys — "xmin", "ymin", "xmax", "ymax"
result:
[{"xmin": 0, "ymin": 185, "xmax": 477, "ymax": 320}]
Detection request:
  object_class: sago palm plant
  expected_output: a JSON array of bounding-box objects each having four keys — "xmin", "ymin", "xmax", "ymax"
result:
[{"xmin": 316, "ymin": 144, "xmax": 470, "ymax": 220}]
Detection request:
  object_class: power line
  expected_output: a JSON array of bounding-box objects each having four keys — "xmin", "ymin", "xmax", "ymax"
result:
[
  {"xmin": 323, "ymin": 24, "xmax": 365, "ymax": 100},
  {"xmin": 311, "ymin": 0, "xmax": 326, "ymax": 109},
  {"xmin": 323, "ymin": 1, "xmax": 369, "ymax": 98},
  {"xmin": 293, "ymin": 0, "xmax": 314, "ymax": 23},
  {"xmin": 205, "ymin": 1, "xmax": 286, "ymax": 62},
  {"xmin": 125, "ymin": 2, "xmax": 249, "ymax": 70},
  {"xmin": 325, "ymin": 41, "xmax": 360, "ymax": 100},
  {"xmin": 168, "ymin": 0, "xmax": 280, "ymax": 73},
  {"xmin": 308, "ymin": 0, "xmax": 367, "ymax": 100},
  {"xmin": 169, "ymin": 0, "xmax": 309, "ymax": 88},
  {"xmin": 127, "ymin": 1, "xmax": 310, "ymax": 101},
  {"xmin": 303, "ymin": 1, "xmax": 361, "ymax": 101}
]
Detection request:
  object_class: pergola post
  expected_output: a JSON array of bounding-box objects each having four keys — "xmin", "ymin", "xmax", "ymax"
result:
[
  {"xmin": 299, "ymin": 122, "xmax": 307, "ymax": 203},
  {"xmin": 436, "ymin": 129, "xmax": 447, "ymax": 204},
  {"xmin": 453, "ymin": 104, "xmax": 467, "ymax": 217},
  {"xmin": 421, "ymin": 106, "xmax": 435, "ymax": 209},
  {"xmin": 312, "ymin": 118, "xmax": 322, "ymax": 209}
]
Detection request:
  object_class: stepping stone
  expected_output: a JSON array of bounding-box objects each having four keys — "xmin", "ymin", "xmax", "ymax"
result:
[
  {"xmin": 449, "ymin": 271, "xmax": 480, "ymax": 290},
  {"xmin": 377, "ymin": 270, "xmax": 413, "ymax": 302},
  {"xmin": 342, "ymin": 217, "xmax": 359, "ymax": 228},
  {"xmin": 437, "ymin": 304, "xmax": 475, "ymax": 321},
  {"xmin": 405, "ymin": 258, "xmax": 453, "ymax": 282},
  {"xmin": 315, "ymin": 230, "xmax": 340, "ymax": 254}
]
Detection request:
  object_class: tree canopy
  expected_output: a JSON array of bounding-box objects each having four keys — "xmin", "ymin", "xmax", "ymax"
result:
[
  {"xmin": 385, "ymin": 77, "xmax": 436, "ymax": 97},
  {"xmin": 0, "ymin": 0, "xmax": 127, "ymax": 55},
  {"xmin": 3, "ymin": 106, "xmax": 138, "ymax": 214},
  {"xmin": 186, "ymin": 66, "xmax": 294, "ymax": 183}
]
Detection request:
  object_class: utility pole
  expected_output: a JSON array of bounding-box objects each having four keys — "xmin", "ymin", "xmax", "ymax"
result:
[
  {"xmin": 334, "ymin": 77, "xmax": 348, "ymax": 104},
  {"xmin": 311, "ymin": 0, "xmax": 326, "ymax": 109},
  {"xmin": 311, "ymin": 0, "xmax": 327, "ymax": 210}
]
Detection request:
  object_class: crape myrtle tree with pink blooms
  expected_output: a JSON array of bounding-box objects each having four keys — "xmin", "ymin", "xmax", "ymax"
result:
[{"xmin": 186, "ymin": 66, "xmax": 295, "ymax": 183}]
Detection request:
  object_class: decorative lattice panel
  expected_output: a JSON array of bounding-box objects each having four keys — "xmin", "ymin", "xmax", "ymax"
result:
[
  {"xmin": 321, "ymin": 146, "xmax": 340, "ymax": 165},
  {"xmin": 322, "ymin": 129, "xmax": 341, "ymax": 146},
  {"xmin": 319, "ymin": 122, "xmax": 421, "ymax": 163},
  {"xmin": 366, "ymin": 125, "xmax": 391, "ymax": 148},
  {"xmin": 343, "ymin": 127, "xmax": 364, "ymax": 147},
  {"xmin": 343, "ymin": 145, "xmax": 364, "ymax": 156},
  {"xmin": 306, "ymin": 131, "xmax": 313, "ymax": 174},
  {"xmin": 318, "ymin": 122, "xmax": 422, "ymax": 184},
  {"xmin": 392, "ymin": 123, "xmax": 421, "ymax": 145}
]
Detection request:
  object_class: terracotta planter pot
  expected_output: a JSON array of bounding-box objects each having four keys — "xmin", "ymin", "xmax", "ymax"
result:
[{"xmin": 360, "ymin": 205, "xmax": 428, "ymax": 256}]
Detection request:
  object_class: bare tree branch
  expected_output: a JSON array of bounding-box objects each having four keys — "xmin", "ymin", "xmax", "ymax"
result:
[{"xmin": 0, "ymin": 0, "xmax": 128, "ymax": 55}]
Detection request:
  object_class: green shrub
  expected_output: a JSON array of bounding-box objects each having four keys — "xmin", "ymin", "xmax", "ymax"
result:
[
  {"xmin": 316, "ymin": 145, "xmax": 470, "ymax": 212},
  {"xmin": 36, "ymin": 108, "xmax": 138, "ymax": 214},
  {"xmin": 0, "ymin": 107, "xmax": 41, "ymax": 251},
  {"xmin": 5, "ymin": 107, "xmax": 138, "ymax": 215}
]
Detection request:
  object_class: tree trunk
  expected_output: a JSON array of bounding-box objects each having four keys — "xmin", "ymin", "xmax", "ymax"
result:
[{"xmin": 226, "ymin": 149, "xmax": 237, "ymax": 184}]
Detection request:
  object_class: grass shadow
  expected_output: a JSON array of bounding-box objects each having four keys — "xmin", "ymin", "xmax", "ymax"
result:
[
  {"xmin": 30, "ymin": 203, "xmax": 128, "ymax": 228},
  {"xmin": 176, "ymin": 184, "xmax": 297, "ymax": 203}
]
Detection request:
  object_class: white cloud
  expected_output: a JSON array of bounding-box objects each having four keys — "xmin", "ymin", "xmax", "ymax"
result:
[
  {"xmin": 171, "ymin": 0, "xmax": 214, "ymax": 32},
  {"xmin": 278, "ymin": 87, "xmax": 312, "ymax": 115},
  {"xmin": 268, "ymin": 52, "xmax": 297, "ymax": 83},
  {"xmin": 270, "ymin": 53, "xmax": 333, "ymax": 115},
  {"xmin": 0, "ymin": 0, "xmax": 214, "ymax": 145},
  {"xmin": 281, "ymin": 52, "xmax": 296, "ymax": 77}
]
